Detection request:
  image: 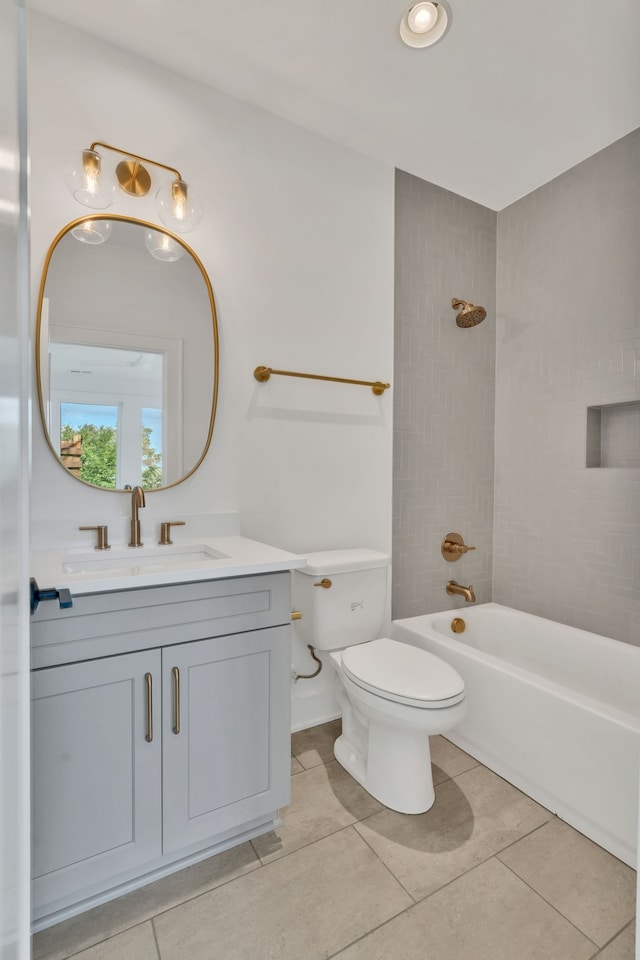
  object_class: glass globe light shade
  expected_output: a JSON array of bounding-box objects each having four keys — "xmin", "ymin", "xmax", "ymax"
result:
[
  {"xmin": 65, "ymin": 149, "xmax": 115, "ymax": 210},
  {"xmin": 70, "ymin": 219, "xmax": 113, "ymax": 245},
  {"xmin": 155, "ymin": 179, "xmax": 202, "ymax": 233},
  {"xmin": 144, "ymin": 229, "xmax": 185, "ymax": 262}
]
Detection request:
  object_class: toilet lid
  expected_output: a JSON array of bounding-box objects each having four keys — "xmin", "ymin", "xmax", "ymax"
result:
[{"xmin": 341, "ymin": 637, "xmax": 465, "ymax": 708}]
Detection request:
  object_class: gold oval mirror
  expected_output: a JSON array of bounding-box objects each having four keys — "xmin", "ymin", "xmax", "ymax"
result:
[{"xmin": 36, "ymin": 215, "xmax": 218, "ymax": 492}]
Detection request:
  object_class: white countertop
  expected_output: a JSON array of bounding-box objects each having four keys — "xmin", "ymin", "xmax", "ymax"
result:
[{"xmin": 31, "ymin": 536, "xmax": 306, "ymax": 596}]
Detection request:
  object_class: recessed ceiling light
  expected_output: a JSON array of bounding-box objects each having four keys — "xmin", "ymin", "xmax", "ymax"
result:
[{"xmin": 400, "ymin": 1, "xmax": 450, "ymax": 48}]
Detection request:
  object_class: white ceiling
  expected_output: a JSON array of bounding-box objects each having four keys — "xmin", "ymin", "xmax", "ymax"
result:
[{"xmin": 27, "ymin": 0, "xmax": 640, "ymax": 210}]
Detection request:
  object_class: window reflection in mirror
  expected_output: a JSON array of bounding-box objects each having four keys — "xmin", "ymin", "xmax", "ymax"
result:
[{"xmin": 36, "ymin": 216, "xmax": 218, "ymax": 492}]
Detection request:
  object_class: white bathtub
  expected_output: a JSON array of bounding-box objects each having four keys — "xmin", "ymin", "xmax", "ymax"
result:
[{"xmin": 392, "ymin": 603, "xmax": 640, "ymax": 867}]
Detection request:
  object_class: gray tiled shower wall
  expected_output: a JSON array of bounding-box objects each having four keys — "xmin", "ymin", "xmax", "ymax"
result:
[
  {"xmin": 393, "ymin": 128, "xmax": 640, "ymax": 645},
  {"xmin": 393, "ymin": 171, "xmax": 497, "ymax": 618}
]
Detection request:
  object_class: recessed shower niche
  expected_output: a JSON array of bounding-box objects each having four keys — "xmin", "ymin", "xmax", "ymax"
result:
[{"xmin": 586, "ymin": 401, "xmax": 640, "ymax": 468}]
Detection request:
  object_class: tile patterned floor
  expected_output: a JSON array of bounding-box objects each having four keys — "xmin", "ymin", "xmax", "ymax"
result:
[{"xmin": 33, "ymin": 720, "xmax": 637, "ymax": 960}]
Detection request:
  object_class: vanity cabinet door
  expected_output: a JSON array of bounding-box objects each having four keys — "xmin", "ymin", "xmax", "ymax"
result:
[
  {"xmin": 31, "ymin": 650, "xmax": 162, "ymax": 913},
  {"xmin": 162, "ymin": 626, "xmax": 291, "ymax": 853}
]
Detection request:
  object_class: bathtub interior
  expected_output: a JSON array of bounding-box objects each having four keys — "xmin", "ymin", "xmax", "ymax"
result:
[{"xmin": 411, "ymin": 603, "xmax": 640, "ymax": 720}]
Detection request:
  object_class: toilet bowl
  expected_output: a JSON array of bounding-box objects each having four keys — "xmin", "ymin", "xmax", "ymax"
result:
[{"xmin": 292, "ymin": 549, "xmax": 466, "ymax": 814}]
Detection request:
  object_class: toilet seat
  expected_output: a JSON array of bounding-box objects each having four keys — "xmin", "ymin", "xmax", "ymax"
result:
[{"xmin": 340, "ymin": 637, "xmax": 465, "ymax": 709}]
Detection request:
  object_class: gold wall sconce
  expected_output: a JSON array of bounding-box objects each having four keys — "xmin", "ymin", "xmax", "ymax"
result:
[{"xmin": 65, "ymin": 141, "xmax": 202, "ymax": 233}]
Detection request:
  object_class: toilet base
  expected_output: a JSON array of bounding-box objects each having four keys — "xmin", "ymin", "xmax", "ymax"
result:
[
  {"xmin": 334, "ymin": 728, "xmax": 436, "ymax": 814},
  {"xmin": 330, "ymin": 658, "xmax": 466, "ymax": 815}
]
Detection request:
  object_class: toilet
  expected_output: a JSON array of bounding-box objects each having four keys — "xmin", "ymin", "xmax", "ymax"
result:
[{"xmin": 293, "ymin": 549, "xmax": 466, "ymax": 814}]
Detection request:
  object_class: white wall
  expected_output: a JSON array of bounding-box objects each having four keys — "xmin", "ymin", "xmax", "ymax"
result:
[{"xmin": 28, "ymin": 13, "xmax": 395, "ymax": 729}]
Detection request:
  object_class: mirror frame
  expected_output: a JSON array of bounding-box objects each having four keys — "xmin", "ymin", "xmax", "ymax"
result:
[{"xmin": 35, "ymin": 214, "xmax": 219, "ymax": 493}]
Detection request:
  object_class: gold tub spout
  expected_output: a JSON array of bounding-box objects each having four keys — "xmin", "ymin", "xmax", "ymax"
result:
[{"xmin": 446, "ymin": 581, "xmax": 476, "ymax": 603}]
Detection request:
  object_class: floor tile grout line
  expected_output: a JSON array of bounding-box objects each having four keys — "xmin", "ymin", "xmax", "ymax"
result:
[
  {"xmin": 140, "ymin": 822, "xmax": 372, "ymax": 930},
  {"xmin": 53, "ymin": 815, "xmax": 371, "ymax": 956},
  {"xmin": 351, "ymin": 823, "xmax": 420, "ymax": 904},
  {"xmin": 351, "ymin": 818, "xmax": 571, "ymax": 914},
  {"xmin": 33, "ymin": 788, "xmax": 556, "ymax": 960},
  {"xmin": 250, "ymin": 817, "xmax": 373, "ymax": 867},
  {"xmin": 60, "ymin": 918, "xmax": 159, "ymax": 960},
  {"xmin": 127, "ymin": 859, "xmax": 268, "ymax": 928},
  {"xmin": 150, "ymin": 916, "xmax": 162, "ymax": 960},
  {"xmin": 491, "ymin": 816, "xmax": 554, "ymax": 857},
  {"xmin": 351, "ymin": 794, "xmax": 554, "ymax": 898},
  {"xmin": 496, "ymin": 857, "xmax": 605, "ymax": 950},
  {"xmin": 324, "ymin": 851, "xmax": 600, "ymax": 960},
  {"xmin": 45, "ymin": 856, "xmax": 267, "ymax": 960},
  {"xmin": 590, "ymin": 918, "xmax": 636, "ymax": 958},
  {"xmin": 446, "ymin": 756, "xmax": 556, "ymax": 814}
]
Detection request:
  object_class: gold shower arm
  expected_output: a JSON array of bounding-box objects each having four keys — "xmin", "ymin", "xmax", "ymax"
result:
[{"xmin": 254, "ymin": 366, "xmax": 390, "ymax": 396}]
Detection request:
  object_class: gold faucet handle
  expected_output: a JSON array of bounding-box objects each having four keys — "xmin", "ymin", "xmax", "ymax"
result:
[
  {"xmin": 79, "ymin": 525, "xmax": 110, "ymax": 550},
  {"xmin": 450, "ymin": 542, "xmax": 476, "ymax": 554},
  {"xmin": 159, "ymin": 521, "xmax": 186, "ymax": 545},
  {"xmin": 441, "ymin": 533, "xmax": 476, "ymax": 562}
]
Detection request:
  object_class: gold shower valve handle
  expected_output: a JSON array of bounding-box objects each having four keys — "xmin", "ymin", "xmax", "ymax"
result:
[
  {"xmin": 441, "ymin": 533, "xmax": 476, "ymax": 562},
  {"xmin": 313, "ymin": 578, "xmax": 332, "ymax": 589}
]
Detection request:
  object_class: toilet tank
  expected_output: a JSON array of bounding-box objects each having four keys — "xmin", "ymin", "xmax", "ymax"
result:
[{"xmin": 292, "ymin": 549, "xmax": 390, "ymax": 652}]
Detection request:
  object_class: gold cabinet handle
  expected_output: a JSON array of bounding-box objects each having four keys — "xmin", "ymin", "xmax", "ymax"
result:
[
  {"xmin": 313, "ymin": 578, "xmax": 332, "ymax": 589},
  {"xmin": 144, "ymin": 672, "xmax": 153, "ymax": 742},
  {"xmin": 172, "ymin": 666, "xmax": 181, "ymax": 735},
  {"xmin": 291, "ymin": 611, "xmax": 302, "ymax": 620}
]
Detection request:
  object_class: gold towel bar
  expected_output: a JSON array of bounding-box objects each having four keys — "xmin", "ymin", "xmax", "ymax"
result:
[{"xmin": 254, "ymin": 366, "xmax": 390, "ymax": 395}]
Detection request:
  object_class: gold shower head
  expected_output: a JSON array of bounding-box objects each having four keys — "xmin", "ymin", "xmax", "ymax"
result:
[{"xmin": 451, "ymin": 298, "xmax": 487, "ymax": 328}]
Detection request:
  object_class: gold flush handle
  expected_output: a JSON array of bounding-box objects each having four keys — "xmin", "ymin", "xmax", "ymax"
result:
[
  {"xmin": 313, "ymin": 578, "xmax": 333, "ymax": 589},
  {"xmin": 441, "ymin": 533, "xmax": 477, "ymax": 562}
]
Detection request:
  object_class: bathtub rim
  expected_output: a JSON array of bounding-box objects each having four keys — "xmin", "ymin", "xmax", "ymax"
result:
[{"xmin": 392, "ymin": 603, "xmax": 640, "ymax": 733}]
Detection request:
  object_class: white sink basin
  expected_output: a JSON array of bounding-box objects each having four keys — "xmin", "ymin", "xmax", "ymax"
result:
[{"xmin": 62, "ymin": 543, "xmax": 230, "ymax": 576}]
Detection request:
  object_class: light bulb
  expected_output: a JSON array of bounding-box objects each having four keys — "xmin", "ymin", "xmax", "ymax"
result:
[
  {"xmin": 65, "ymin": 149, "xmax": 115, "ymax": 210},
  {"xmin": 400, "ymin": 0, "xmax": 449, "ymax": 48},
  {"xmin": 144, "ymin": 228, "xmax": 185, "ymax": 262},
  {"xmin": 407, "ymin": 2, "xmax": 438, "ymax": 33},
  {"xmin": 155, "ymin": 179, "xmax": 202, "ymax": 234},
  {"xmin": 70, "ymin": 219, "xmax": 113, "ymax": 245}
]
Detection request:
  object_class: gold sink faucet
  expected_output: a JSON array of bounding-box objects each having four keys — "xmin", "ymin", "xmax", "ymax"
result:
[
  {"xmin": 446, "ymin": 581, "xmax": 476, "ymax": 603},
  {"xmin": 129, "ymin": 485, "xmax": 146, "ymax": 547}
]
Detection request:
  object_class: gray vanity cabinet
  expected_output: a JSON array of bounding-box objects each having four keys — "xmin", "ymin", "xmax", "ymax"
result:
[
  {"xmin": 30, "ymin": 572, "xmax": 292, "ymax": 926},
  {"xmin": 162, "ymin": 626, "xmax": 290, "ymax": 853},
  {"xmin": 32, "ymin": 650, "xmax": 162, "ymax": 911}
]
